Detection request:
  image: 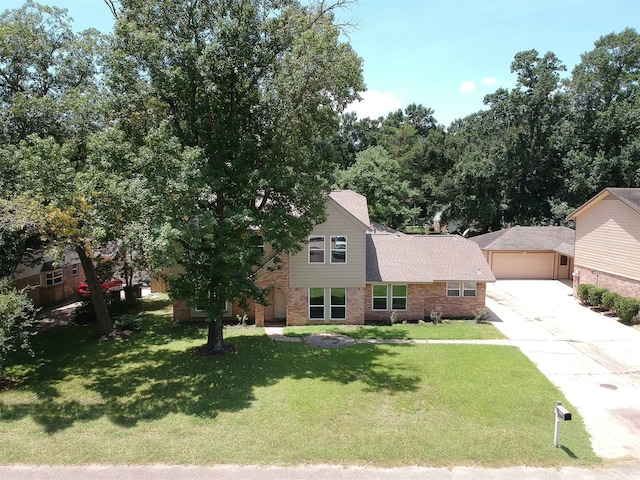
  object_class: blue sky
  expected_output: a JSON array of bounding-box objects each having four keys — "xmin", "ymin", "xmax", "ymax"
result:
[{"xmin": 4, "ymin": 0, "xmax": 639, "ymax": 126}]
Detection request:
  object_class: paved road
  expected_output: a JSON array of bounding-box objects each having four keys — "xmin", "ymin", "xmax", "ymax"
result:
[{"xmin": 486, "ymin": 280, "xmax": 640, "ymax": 460}]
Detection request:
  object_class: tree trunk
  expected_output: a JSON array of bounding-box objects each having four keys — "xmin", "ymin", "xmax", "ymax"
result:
[
  {"xmin": 76, "ymin": 243, "xmax": 114, "ymax": 335},
  {"xmin": 206, "ymin": 317, "xmax": 225, "ymax": 353}
]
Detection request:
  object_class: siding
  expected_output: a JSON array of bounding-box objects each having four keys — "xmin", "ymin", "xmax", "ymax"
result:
[
  {"xmin": 289, "ymin": 200, "xmax": 367, "ymax": 287},
  {"xmin": 574, "ymin": 197, "xmax": 640, "ymax": 281}
]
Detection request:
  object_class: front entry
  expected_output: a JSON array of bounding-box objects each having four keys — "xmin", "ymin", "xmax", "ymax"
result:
[{"xmin": 274, "ymin": 288, "xmax": 286, "ymax": 322}]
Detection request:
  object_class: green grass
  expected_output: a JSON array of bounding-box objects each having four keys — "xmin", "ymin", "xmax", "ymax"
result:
[
  {"xmin": 0, "ymin": 296, "xmax": 599, "ymax": 467},
  {"xmin": 283, "ymin": 321, "xmax": 506, "ymax": 340}
]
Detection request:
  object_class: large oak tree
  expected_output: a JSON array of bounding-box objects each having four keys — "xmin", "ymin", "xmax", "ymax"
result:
[{"xmin": 109, "ymin": 0, "xmax": 363, "ymax": 353}]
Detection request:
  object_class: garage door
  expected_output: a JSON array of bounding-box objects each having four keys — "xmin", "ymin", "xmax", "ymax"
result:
[{"xmin": 491, "ymin": 252, "xmax": 555, "ymax": 279}]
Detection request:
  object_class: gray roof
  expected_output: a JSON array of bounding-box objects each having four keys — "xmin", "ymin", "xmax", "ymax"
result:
[
  {"xmin": 366, "ymin": 234, "xmax": 495, "ymax": 283},
  {"xmin": 329, "ymin": 190, "xmax": 371, "ymax": 228},
  {"xmin": 470, "ymin": 226, "xmax": 575, "ymax": 256}
]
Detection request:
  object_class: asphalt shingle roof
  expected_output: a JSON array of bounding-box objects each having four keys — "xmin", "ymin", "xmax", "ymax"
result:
[
  {"xmin": 469, "ymin": 226, "xmax": 575, "ymax": 256},
  {"xmin": 329, "ymin": 190, "xmax": 371, "ymax": 228},
  {"xmin": 366, "ymin": 234, "xmax": 495, "ymax": 283}
]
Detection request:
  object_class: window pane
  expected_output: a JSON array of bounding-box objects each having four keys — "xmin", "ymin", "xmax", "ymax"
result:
[
  {"xmin": 330, "ymin": 288, "xmax": 346, "ymax": 305},
  {"xmin": 392, "ymin": 285, "xmax": 406, "ymax": 297},
  {"xmin": 463, "ymin": 282, "xmax": 477, "ymax": 297},
  {"xmin": 373, "ymin": 285, "xmax": 387, "ymax": 297},
  {"xmin": 331, "ymin": 307, "xmax": 346, "ymax": 320},
  {"xmin": 446, "ymin": 281, "xmax": 460, "ymax": 297},
  {"xmin": 308, "ymin": 236, "xmax": 325, "ymax": 263},
  {"xmin": 391, "ymin": 298, "xmax": 407, "ymax": 310},
  {"xmin": 310, "ymin": 307, "xmax": 324, "ymax": 319},
  {"xmin": 309, "ymin": 288, "xmax": 324, "ymax": 305},
  {"xmin": 373, "ymin": 298, "xmax": 387, "ymax": 310},
  {"xmin": 330, "ymin": 236, "xmax": 347, "ymax": 263},
  {"xmin": 560, "ymin": 255, "xmax": 568, "ymax": 266}
]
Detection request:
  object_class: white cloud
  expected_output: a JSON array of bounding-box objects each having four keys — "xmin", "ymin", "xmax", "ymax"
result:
[
  {"xmin": 460, "ymin": 81, "xmax": 476, "ymax": 93},
  {"xmin": 345, "ymin": 90, "xmax": 403, "ymax": 119},
  {"xmin": 482, "ymin": 77, "xmax": 497, "ymax": 85}
]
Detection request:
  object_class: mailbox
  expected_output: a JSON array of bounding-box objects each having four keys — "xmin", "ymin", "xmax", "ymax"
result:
[{"xmin": 556, "ymin": 404, "xmax": 572, "ymax": 421}]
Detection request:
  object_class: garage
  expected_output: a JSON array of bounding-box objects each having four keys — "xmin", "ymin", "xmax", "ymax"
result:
[{"xmin": 491, "ymin": 252, "xmax": 555, "ymax": 279}]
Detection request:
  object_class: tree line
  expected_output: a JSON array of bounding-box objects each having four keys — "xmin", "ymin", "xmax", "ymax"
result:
[{"xmin": 333, "ymin": 28, "xmax": 640, "ymax": 233}]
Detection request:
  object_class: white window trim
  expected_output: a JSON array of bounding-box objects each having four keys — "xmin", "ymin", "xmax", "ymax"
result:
[
  {"xmin": 330, "ymin": 235, "xmax": 347, "ymax": 264},
  {"xmin": 44, "ymin": 269, "xmax": 63, "ymax": 287},
  {"xmin": 371, "ymin": 284, "xmax": 407, "ymax": 311},
  {"xmin": 308, "ymin": 235, "xmax": 325, "ymax": 264},
  {"xmin": 391, "ymin": 284, "xmax": 408, "ymax": 311},
  {"xmin": 308, "ymin": 287, "xmax": 325, "ymax": 320},
  {"xmin": 330, "ymin": 287, "xmax": 347, "ymax": 320},
  {"xmin": 446, "ymin": 281, "xmax": 477, "ymax": 298},
  {"xmin": 372, "ymin": 284, "xmax": 388, "ymax": 310}
]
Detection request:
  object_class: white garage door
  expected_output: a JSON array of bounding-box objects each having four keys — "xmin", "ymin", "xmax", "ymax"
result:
[{"xmin": 491, "ymin": 252, "xmax": 555, "ymax": 279}]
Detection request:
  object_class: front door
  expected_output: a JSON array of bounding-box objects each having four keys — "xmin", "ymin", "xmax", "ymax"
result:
[{"xmin": 274, "ymin": 288, "xmax": 286, "ymax": 321}]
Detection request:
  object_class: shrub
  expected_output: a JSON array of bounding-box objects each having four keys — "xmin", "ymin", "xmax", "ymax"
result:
[
  {"xmin": 0, "ymin": 279, "xmax": 37, "ymax": 375},
  {"xmin": 577, "ymin": 284, "xmax": 594, "ymax": 305},
  {"xmin": 601, "ymin": 291, "xmax": 621, "ymax": 312},
  {"xmin": 430, "ymin": 307, "xmax": 442, "ymax": 324},
  {"xmin": 389, "ymin": 311, "xmax": 399, "ymax": 325},
  {"xmin": 614, "ymin": 297, "xmax": 640, "ymax": 325},
  {"xmin": 473, "ymin": 308, "xmax": 490, "ymax": 323},
  {"xmin": 587, "ymin": 287, "xmax": 607, "ymax": 308}
]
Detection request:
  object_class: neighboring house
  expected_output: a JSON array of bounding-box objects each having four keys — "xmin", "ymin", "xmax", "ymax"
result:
[
  {"xmin": 470, "ymin": 226, "xmax": 575, "ymax": 280},
  {"xmin": 567, "ymin": 187, "xmax": 640, "ymax": 300},
  {"xmin": 173, "ymin": 190, "xmax": 495, "ymax": 325},
  {"xmin": 12, "ymin": 252, "xmax": 85, "ymax": 308}
]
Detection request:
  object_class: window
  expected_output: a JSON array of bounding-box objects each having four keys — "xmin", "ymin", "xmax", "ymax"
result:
[
  {"xmin": 330, "ymin": 236, "xmax": 347, "ymax": 263},
  {"xmin": 44, "ymin": 269, "xmax": 63, "ymax": 286},
  {"xmin": 330, "ymin": 288, "xmax": 346, "ymax": 320},
  {"xmin": 309, "ymin": 288, "xmax": 325, "ymax": 319},
  {"xmin": 308, "ymin": 236, "xmax": 325, "ymax": 263},
  {"xmin": 447, "ymin": 281, "xmax": 477, "ymax": 297},
  {"xmin": 72, "ymin": 265, "xmax": 79, "ymax": 276},
  {"xmin": 372, "ymin": 284, "xmax": 407, "ymax": 311},
  {"xmin": 391, "ymin": 284, "xmax": 407, "ymax": 310},
  {"xmin": 372, "ymin": 284, "xmax": 388, "ymax": 310},
  {"xmin": 560, "ymin": 255, "xmax": 568, "ymax": 266}
]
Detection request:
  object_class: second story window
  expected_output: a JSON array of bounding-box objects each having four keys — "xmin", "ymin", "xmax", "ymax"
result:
[
  {"xmin": 330, "ymin": 235, "xmax": 347, "ymax": 263},
  {"xmin": 308, "ymin": 236, "xmax": 325, "ymax": 263}
]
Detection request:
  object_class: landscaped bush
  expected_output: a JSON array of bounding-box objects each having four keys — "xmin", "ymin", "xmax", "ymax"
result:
[
  {"xmin": 614, "ymin": 297, "xmax": 640, "ymax": 325},
  {"xmin": 577, "ymin": 284, "xmax": 594, "ymax": 305},
  {"xmin": 587, "ymin": 287, "xmax": 607, "ymax": 308},
  {"xmin": 601, "ymin": 291, "xmax": 621, "ymax": 312}
]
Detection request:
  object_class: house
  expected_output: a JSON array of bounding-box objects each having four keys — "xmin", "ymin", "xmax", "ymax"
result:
[
  {"xmin": 469, "ymin": 226, "xmax": 575, "ymax": 280},
  {"xmin": 12, "ymin": 252, "xmax": 85, "ymax": 308},
  {"xmin": 567, "ymin": 187, "xmax": 640, "ymax": 300},
  {"xmin": 172, "ymin": 190, "xmax": 495, "ymax": 325}
]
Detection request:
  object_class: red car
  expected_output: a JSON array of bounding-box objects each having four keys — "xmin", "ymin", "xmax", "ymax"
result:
[{"xmin": 77, "ymin": 278, "xmax": 124, "ymax": 296}]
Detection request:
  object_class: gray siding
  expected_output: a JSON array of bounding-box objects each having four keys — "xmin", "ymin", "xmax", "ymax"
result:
[{"xmin": 289, "ymin": 200, "xmax": 367, "ymax": 288}]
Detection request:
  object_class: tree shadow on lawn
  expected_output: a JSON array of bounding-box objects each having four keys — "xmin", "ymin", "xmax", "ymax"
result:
[{"xmin": 0, "ymin": 321, "xmax": 420, "ymax": 433}]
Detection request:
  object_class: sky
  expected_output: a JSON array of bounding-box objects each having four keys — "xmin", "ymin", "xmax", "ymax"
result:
[{"xmin": 3, "ymin": 0, "xmax": 639, "ymax": 126}]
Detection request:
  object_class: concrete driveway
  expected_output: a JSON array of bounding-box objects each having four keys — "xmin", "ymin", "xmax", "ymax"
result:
[{"xmin": 486, "ymin": 280, "xmax": 640, "ymax": 460}]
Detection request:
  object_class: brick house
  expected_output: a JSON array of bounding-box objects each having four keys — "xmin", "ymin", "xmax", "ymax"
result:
[
  {"xmin": 173, "ymin": 190, "xmax": 495, "ymax": 325},
  {"xmin": 12, "ymin": 253, "xmax": 85, "ymax": 308},
  {"xmin": 568, "ymin": 187, "xmax": 640, "ymax": 301}
]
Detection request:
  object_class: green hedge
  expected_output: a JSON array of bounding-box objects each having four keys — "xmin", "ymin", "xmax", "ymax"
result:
[{"xmin": 577, "ymin": 283, "xmax": 639, "ymax": 325}]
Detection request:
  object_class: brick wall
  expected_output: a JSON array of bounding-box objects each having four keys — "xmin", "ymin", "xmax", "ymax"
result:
[
  {"xmin": 13, "ymin": 263, "xmax": 84, "ymax": 308},
  {"xmin": 574, "ymin": 265, "xmax": 640, "ymax": 301},
  {"xmin": 286, "ymin": 286, "xmax": 365, "ymax": 326},
  {"xmin": 364, "ymin": 282, "xmax": 487, "ymax": 322}
]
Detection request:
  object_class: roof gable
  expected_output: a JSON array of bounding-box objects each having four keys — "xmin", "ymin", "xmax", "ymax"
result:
[
  {"xmin": 328, "ymin": 190, "xmax": 371, "ymax": 230},
  {"xmin": 568, "ymin": 187, "xmax": 640, "ymax": 220},
  {"xmin": 366, "ymin": 234, "xmax": 495, "ymax": 283}
]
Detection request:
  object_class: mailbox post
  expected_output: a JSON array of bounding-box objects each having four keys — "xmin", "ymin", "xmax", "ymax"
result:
[{"xmin": 554, "ymin": 401, "xmax": 572, "ymax": 448}]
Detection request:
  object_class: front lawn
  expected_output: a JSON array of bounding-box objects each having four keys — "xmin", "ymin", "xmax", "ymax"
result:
[
  {"xmin": 0, "ymin": 296, "xmax": 598, "ymax": 467},
  {"xmin": 283, "ymin": 322, "xmax": 506, "ymax": 340}
]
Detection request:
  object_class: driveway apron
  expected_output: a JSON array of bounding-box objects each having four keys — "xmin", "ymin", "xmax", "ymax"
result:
[{"xmin": 486, "ymin": 280, "xmax": 640, "ymax": 460}]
